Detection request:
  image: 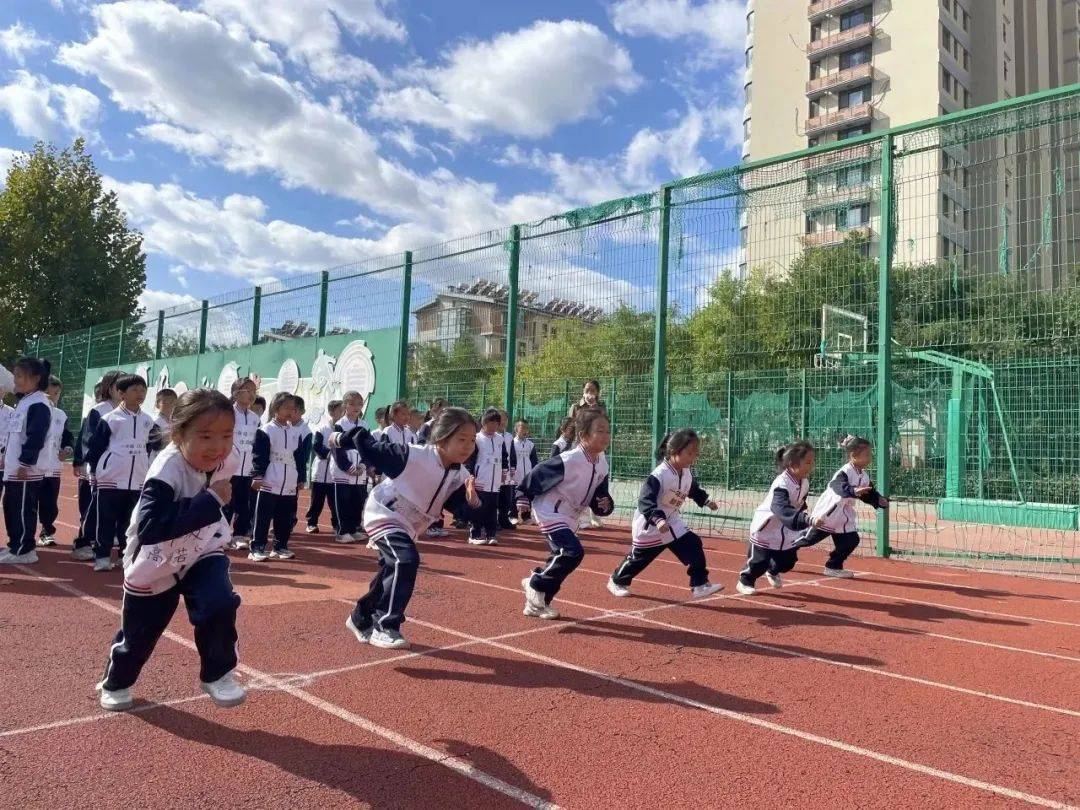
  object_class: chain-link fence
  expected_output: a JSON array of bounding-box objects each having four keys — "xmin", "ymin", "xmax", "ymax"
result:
[{"xmin": 27, "ymin": 85, "xmax": 1080, "ymax": 578}]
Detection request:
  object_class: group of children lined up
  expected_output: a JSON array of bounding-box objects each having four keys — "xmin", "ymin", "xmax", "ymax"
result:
[{"xmin": 0, "ymin": 359, "xmax": 888, "ymax": 714}]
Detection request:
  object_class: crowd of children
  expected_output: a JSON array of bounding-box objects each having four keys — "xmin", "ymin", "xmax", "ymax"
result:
[{"xmin": 0, "ymin": 364, "xmax": 889, "ymax": 711}]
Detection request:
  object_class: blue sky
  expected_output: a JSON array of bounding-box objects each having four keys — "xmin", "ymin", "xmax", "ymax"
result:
[{"xmin": 0, "ymin": 0, "xmax": 747, "ymax": 315}]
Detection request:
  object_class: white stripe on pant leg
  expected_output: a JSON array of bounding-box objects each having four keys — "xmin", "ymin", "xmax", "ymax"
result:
[
  {"xmin": 103, "ymin": 591, "xmax": 127, "ymax": 686},
  {"xmin": 376, "ymin": 537, "xmax": 402, "ymax": 632},
  {"xmin": 252, "ymin": 490, "xmax": 264, "ymax": 545},
  {"xmin": 333, "ymin": 484, "xmax": 341, "ymax": 533},
  {"xmin": 18, "ymin": 481, "xmax": 29, "ymax": 552}
]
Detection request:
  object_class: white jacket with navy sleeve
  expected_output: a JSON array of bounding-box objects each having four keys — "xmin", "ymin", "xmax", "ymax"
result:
[
  {"xmin": 85, "ymin": 406, "xmax": 157, "ymax": 491},
  {"xmin": 810, "ymin": 462, "xmax": 885, "ymax": 534},
  {"xmin": 749, "ymin": 470, "xmax": 810, "ymax": 550},
  {"xmin": 40, "ymin": 406, "xmax": 73, "ymax": 477},
  {"xmin": 331, "ymin": 416, "xmax": 367, "ymax": 485},
  {"xmin": 468, "ymin": 430, "xmax": 508, "ymax": 493},
  {"xmin": 512, "ymin": 437, "xmax": 539, "ymax": 485},
  {"xmin": 516, "ymin": 444, "xmax": 613, "ymax": 535},
  {"xmin": 311, "ymin": 420, "xmax": 335, "ymax": 484},
  {"xmin": 3, "ymin": 391, "xmax": 52, "ymax": 482},
  {"xmin": 252, "ymin": 420, "xmax": 310, "ymax": 496},
  {"xmin": 0, "ymin": 402, "xmax": 13, "ymax": 477},
  {"xmin": 632, "ymin": 461, "xmax": 711, "ymax": 547},
  {"xmin": 122, "ymin": 444, "xmax": 238, "ymax": 596},
  {"xmin": 232, "ymin": 405, "xmax": 259, "ymax": 477},
  {"xmin": 341, "ymin": 427, "xmax": 472, "ymax": 542},
  {"xmin": 381, "ymin": 423, "xmax": 416, "ymax": 447}
]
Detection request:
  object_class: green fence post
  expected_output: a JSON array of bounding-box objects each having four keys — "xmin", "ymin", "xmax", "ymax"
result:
[
  {"xmin": 564, "ymin": 379, "xmax": 571, "ymax": 413},
  {"xmin": 651, "ymin": 184, "xmax": 672, "ymax": 454},
  {"xmin": 610, "ymin": 375, "xmax": 618, "ymax": 473},
  {"xmin": 85, "ymin": 324, "xmax": 93, "ymax": 370},
  {"xmin": 397, "ymin": 252, "xmax": 412, "ymax": 400},
  {"xmin": 725, "ymin": 370, "xmax": 733, "ymax": 490},
  {"xmin": 519, "ymin": 377, "xmax": 525, "ymax": 422},
  {"xmin": 155, "ymin": 311, "xmax": 165, "ymax": 360},
  {"xmin": 503, "ymin": 225, "xmax": 521, "ymax": 419},
  {"xmin": 799, "ymin": 368, "xmax": 808, "ymax": 438},
  {"xmin": 481, "ymin": 378, "xmax": 488, "ymax": 411},
  {"xmin": 57, "ymin": 333, "xmax": 65, "ymax": 381},
  {"xmin": 875, "ymin": 133, "xmax": 894, "ymax": 559},
  {"xmin": 251, "ymin": 286, "xmax": 262, "ymax": 346},
  {"xmin": 198, "ymin": 300, "xmax": 209, "ymax": 354},
  {"xmin": 116, "ymin": 318, "xmax": 125, "ymax": 365},
  {"xmin": 318, "ymin": 271, "xmax": 330, "ymax": 338}
]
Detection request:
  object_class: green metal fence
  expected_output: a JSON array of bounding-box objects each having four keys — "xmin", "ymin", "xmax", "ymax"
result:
[{"xmin": 28, "ymin": 84, "xmax": 1080, "ymax": 578}]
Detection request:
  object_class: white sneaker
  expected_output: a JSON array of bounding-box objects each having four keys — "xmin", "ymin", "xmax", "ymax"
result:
[
  {"xmin": 0, "ymin": 549, "xmax": 38, "ymax": 564},
  {"xmin": 484, "ymin": 537, "xmax": 498, "ymax": 546},
  {"xmin": 233, "ymin": 536, "xmax": 249, "ymax": 549},
  {"xmin": 765, "ymin": 572, "xmax": 783, "ymax": 589},
  {"xmin": 607, "ymin": 577, "xmax": 631, "ymax": 597},
  {"xmin": 247, "ymin": 550, "xmax": 270, "ymax": 562},
  {"xmin": 37, "ymin": 534, "xmax": 56, "ymax": 547},
  {"xmin": 201, "ymin": 671, "xmax": 246, "ymax": 708},
  {"xmin": 824, "ymin": 567, "xmax": 855, "ymax": 579},
  {"xmin": 589, "ymin": 516, "xmax": 603, "ymax": 528},
  {"xmin": 92, "ymin": 557, "xmax": 113, "ymax": 572},
  {"xmin": 468, "ymin": 537, "xmax": 487, "ymax": 545},
  {"xmin": 691, "ymin": 582, "xmax": 724, "ymax": 599},
  {"xmin": 736, "ymin": 581, "xmax": 757, "ymax": 596},
  {"xmin": 270, "ymin": 549, "xmax": 295, "ymax": 560},
  {"xmin": 305, "ymin": 525, "xmax": 319, "ymax": 534},
  {"xmin": 366, "ymin": 536, "xmax": 378, "ymax": 550},
  {"xmin": 521, "ymin": 577, "xmax": 547, "ymax": 611},
  {"xmin": 345, "ymin": 615, "xmax": 372, "ymax": 644},
  {"xmin": 334, "ymin": 533, "xmax": 357, "ymax": 544},
  {"xmin": 72, "ymin": 546, "xmax": 95, "ymax": 561},
  {"xmin": 523, "ymin": 603, "xmax": 560, "ymax": 619},
  {"xmin": 425, "ymin": 527, "xmax": 446, "ymax": 537},
  {"xmin": 96, "ymin": 681, "xmax": 133, "ymax": 712},
  {"xmin": 369, "ymin": 628, "xmax": 409, "ymax": 649}
]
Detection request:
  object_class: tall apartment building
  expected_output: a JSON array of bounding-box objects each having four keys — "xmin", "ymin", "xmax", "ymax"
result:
[{"xmin": 740, "ymin": 0, "xmax": 1080, "ymax": 289}]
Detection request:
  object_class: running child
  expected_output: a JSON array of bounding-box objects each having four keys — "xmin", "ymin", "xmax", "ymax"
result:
[
  {"xmin": 330, "ymin": 391, "xmax": 369, "ymax": 544},
  {"xmin": 497, "ymin": 409, "xmax": 517, "ymax": 530},
  {"xmin": 148, "ymin": 387, "xmax": 177, "ymax": 466},
  {"xmin": 0, "ymin": 357, "xmax": 54, "ymax": 564},
  {"xmin": 607, "ymin": 429, "xmax": 724, "ymax": 599},
  {"xmin": 37, "ymin": 375, "xmax": 73, "ymax": 547},
  {"xmin": 249, "ymin": 393, "xmax": 309, "ymax": 561},
  {"xmin": 737, "ymin": 441, "xmax": 815, "ymax": 595},
  {"xmin": 467, "ymin": 408, "xmax": 508, "ymax": 546},
  {"xmin": 72, "ymin": 371, "xmax": 122, "ymax": 560},
  {"xmin": 382, "ymin": 400, "xmax": 417, "ymax": 446},
  {"xmin": 86, "ymin": 374, "xmax": 158, "ymax": 572},
  {"xmin": 517, "ymin": 407, "xmax": 614, "ymax": 619},
  {"xmin": 795, "ymin": 435, "xmax": 888, "ymax": 578},
  {"xmin": 96, "ymin": 388, "xmax": 244, "ymax": 712},
  {"xmin": 227, "ymin": 377, "xmax": 259, "ymax": 550},
  {"xmin": 306, "ymin": 398, "xmax": 343, "ymax": 534},
  {"xmin": 333, "ymin": 407, "xmax": 479, "ymax": 649},
  {"xmin": 551, "ymin": 417, "xmax": 574, "ymax": 457}
]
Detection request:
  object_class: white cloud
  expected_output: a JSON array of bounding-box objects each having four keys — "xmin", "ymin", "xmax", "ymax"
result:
[
  {"xmin": 0, "ymin": 147, "xmax": 22, "ymax": 182},
  {"xmin": 0, "ymin": 23, "xmax": 49, "ymax": 65},
  {"xmin": 609, "ymin": 0, "xmax": 747, "ymax": 55},
  {"xmin": 371, "ymin": 20, "xmax": 641, "ymax": 140},
  {"xmin": 58, "ymin": 1, "xmax": 567, "ymax": 241},
  {"xmin": 139, "ymin": 287, "xmax": 199, "ymax": 313},
  {"xmin": 197, "ymin": 0, "xmax": 401, "ymax": 84},
  {"xmin": 0, "ymin": 70, "xmax": 101, "ymax": 139}
]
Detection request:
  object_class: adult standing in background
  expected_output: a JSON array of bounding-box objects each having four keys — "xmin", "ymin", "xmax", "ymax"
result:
[{"xmin": 567, "ymin": 379, "xmax": 607, "ymax": 420}]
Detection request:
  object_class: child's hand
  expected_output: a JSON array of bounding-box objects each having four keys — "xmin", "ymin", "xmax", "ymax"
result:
[
  {"xmin": 251, "ymin": 477, "xmax": 263, "ymax": 491},
  {"xmin": 71, "ymin": 465, "xmax": 82, "ymax": 479},
  {"xmin": 14, "ymin": 465, "xmax": 28, "ymax": 480},
  {"xmin": 596, "ymin": 495, "xmax": 613, "ymax": 513},
  {"xmin": 655, "ymin": 518, "xmax": 669, "ymax": 533},
  {"xmin": 854, "ymin": 486, "xmax": 873, "ymax": 497},
  {"xmin": 706, "ymin": 499, "xmax": 720, "ymax": 511},
  {"xmin": 209, "ymin": 479, "xmax": 232, "ymax": 504},
  {"xmin": 879, "ymin": 497, "xmax": 889, "ymax": 509},
  {"xmin": 518, "ymin": 503, "xmax": 531, "ymax": 521},
  {"xmin": 813, "ymin": 516, "xmax": 826, "ymax": 528},
  {"xmin": 465, "ymin": 476, "xmax": 480, "ymax": 508},
  {"xmin": 347, "ymin": 466, "xmax": 362, "ymax": 477}
]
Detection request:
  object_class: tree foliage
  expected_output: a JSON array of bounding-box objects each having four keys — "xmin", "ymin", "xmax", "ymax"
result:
[{"xmin": 0, "ymin": 139, "xmax": 146, "ymax": 363}]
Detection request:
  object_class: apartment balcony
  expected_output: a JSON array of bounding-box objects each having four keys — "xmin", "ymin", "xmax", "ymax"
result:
[
  {"xmin": 808, "ymin": 0, "xmax": 873, "ymax": 22},
  {"xmin": 803, "ymin": 142, "xmax": 875, "ymax": 174},
  {"xmin": 806, "ymin": 63, "xmax": 874, "ymax": 100},
  {"xmin": 805, "ymin": 101, "xmax": 873, "ymax": 137},
  {"xmin": 807, "ymin": 22, "xmax": 874, "ymax": 59},
  {"xmin": 803, "ymin": 225, "xmax": 874, "ymax": 248},
  {"xmin": 805, "ymin": 181, "xmax": 873, "ymax": 208}
]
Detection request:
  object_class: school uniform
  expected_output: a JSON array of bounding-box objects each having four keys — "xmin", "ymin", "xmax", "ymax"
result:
[
  {"xmin": 0, "ymin": 402, "xmax": 15, "ymax": 509},
  {"xmin": 381, "ymin": 423, "xmax": 417, "ymax": 447},
  {"xmin": 796, "ymin": 462, "xmax": 885, "ymax": 571},
  {"xmin": 342, "ymin": 426, "xmax": 472, "ymax": 633},
  {"xmin": 466, "ymin": 430, "xmax": 509, "ymax": 542},
  {"xmin": 100, "ymin": 444, "xmax": 241, "ymax": 691},
  {"xmin": 550, "ymin": 436, "xmax": 569, "ymax": 458},
  {"xmin": 331, "ymin": 416, "xmax": 369, "ymax": 537},
  {"xmin": 305, "ymin": 419, "xmax": 338, "ymax": 532},
  {"xmin": 612, "ymin": 461, "xmax": 713, "ymax": 589},
  {"xmin": 148, "ymin": 413, "xmax": 171, "ymax": 466},
  {"xmin": 740, "ymin": 470, "xmax": 810, "ymax": 586},
  {"xmin": 250, "ymin": 420, "xmax": 310, "ymax": 554},
  {"xmin": 512, "ymin": 437, "xmax": 539, "ymax": 486},
  {"xmin": 2, "ymin": 391, "xmax": 51, "ymax": 557},
  {"xmin": 86, "ymin": 406, "xmax": 158, "ymax": 561},
  {"xmin": 73, "ymin": 401, "xmax": 115, "ymax": 551},
  {"xmin": 416, "ymin": 419, "xmax": 434, "ymax": 445},
  {"xmin": 517, "ymin": 444, "xmax": 613, "ymax": 602},
  {"xmin": 229, "ymin": 405, "xmax": 259, "ymax": 539},
  {"xmin": 37, "ymin": 406, "xmax": 73, "ymax": 540},
  {"xmin": 498, "ymin": 431, "xmax": 517, "ymax": 529}
]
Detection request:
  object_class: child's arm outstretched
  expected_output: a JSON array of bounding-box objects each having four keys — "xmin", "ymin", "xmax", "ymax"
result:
[
  {"xmin": 688, "ymin": 475, "xmax": 720, "ymax": 511},
  {"xmin": 334, "ymin": 425, "xmax": 408, "ymax": 478}
]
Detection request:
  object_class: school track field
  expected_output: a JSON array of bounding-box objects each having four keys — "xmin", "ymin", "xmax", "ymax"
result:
[{"xmin": 1, "ymin": 478, "xmax": 1078, "ymax": 809}]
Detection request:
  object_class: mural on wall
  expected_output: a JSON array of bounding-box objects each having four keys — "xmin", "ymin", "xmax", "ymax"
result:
[{"xmin": 83, "ymin": 339, "xmax": 378, "ymax": 426}]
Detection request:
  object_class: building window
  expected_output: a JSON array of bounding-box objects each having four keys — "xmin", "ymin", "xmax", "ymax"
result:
[
  {"xmin": 840, "ymin": 84, "xmax": 871, "ymax": 108},
  {"xmin": 838, "ymin": 203, "xmax": 870, "ymax": 229},
  {"xmin": 838, "ymin": 163, "xmax": 871, "ymax": 187},
  {"xmin": 839, "ymin": 124, "xmax": 870, "ymax": 139},
  {"xmin": 809, "ymin": 98, "xmax": 821, "ymax": 118},
  {"xmin": 811, "ymin": 22, "xmax": 822, "ymax": 42},
  {"xmin": 810, "ymin": 60, "xmax": 822, "ymax": 79},
  {"xmin": 840, "ymin": 6, "xmax": 872, "ymax": 31},
  {"xmin": 840, "ymin": 46, "xmax": 872, "ymax": 69}
]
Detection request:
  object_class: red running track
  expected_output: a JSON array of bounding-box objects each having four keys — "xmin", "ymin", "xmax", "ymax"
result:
[{"xmin": 0, "ymin": 479, "xmax": 1078, "ymax": 809}]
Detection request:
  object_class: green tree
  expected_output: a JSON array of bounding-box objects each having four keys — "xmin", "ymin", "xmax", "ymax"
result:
[{"xmin": 0, "ymin": 139, "xmax": 146, "ymax": 363}]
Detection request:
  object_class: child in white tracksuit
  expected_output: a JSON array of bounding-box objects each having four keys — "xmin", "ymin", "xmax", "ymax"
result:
[
  {"xmin": 795, "ymin": 435, "xmax": 888, "ymax": 578},
  {"xmin": 96, "ymin": 388, "xmax": 245, "ymax": 712},
  {"xmin": 330, "ymin": 392, "xmax": 369, "ymax": 544},
  {"xmin": 608, "ymin": 429, "xmax": 724, "ymax": 599},
  {"xmin": 249, "ymin": 393, "xmax": 310, "ymax": 561},
  {"xmin": 738, "ymin": 441, "xmax": 816, "ymax": 596},
  {"xmin": 466, "ymin": 408, "xmax": 509, "ymax": 546},
  {"xmin": 306, "ymin": 399, "xmax": 343, "ymax": 534}
]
